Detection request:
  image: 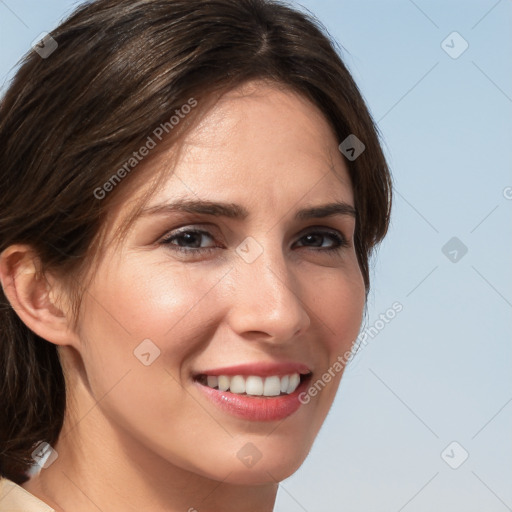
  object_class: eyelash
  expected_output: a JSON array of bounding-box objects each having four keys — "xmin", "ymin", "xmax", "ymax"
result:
[{"xmin": 160, "ymin": 227, "xmax": 349, "ymax": 256}]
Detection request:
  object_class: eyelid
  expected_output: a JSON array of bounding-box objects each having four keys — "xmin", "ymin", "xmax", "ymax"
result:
[
  {"xmin": 296, "ymin": 223, "xmax": 352, "ymax": 242},
  {"xmin": 159, "ymin": 223, "xmax": 351, "ymax": 255},
  {"xmin": 160, "ymin": 226, "xmax": 219, "ymax": 245},
  {"xmin": 159, "ymin": 223, "xmax": 347, "ymax": 241}
]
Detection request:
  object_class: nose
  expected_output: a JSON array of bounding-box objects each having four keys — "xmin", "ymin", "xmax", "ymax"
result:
[{"xmin": 225, "ymin": 241, "xmax": 311, "ymax": 344}]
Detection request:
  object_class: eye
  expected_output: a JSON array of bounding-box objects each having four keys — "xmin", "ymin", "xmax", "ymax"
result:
[
  {"xmin": 159, "ymin": 226, "xmax": 350, "ymax": 257},
  {"xmin": 160, "ymin": 228, "xmax": 218, "ymax": 254},
  {"xmin": 294, "ymin": 228, "xmax": 349, "ymax": 253}
]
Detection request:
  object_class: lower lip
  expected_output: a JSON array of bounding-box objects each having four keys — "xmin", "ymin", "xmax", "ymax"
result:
[{"xmin": 195, "ymin": 375, "xmax": 312, "ymax": 422}]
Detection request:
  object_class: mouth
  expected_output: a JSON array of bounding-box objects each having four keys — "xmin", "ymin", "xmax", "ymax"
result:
[
  {"xmin": 194, "ymin": 372, "xmax": 310, "ymax": 397},
  {"xmin": 192, "ymin": 362, "xmax": 313, "ymax": 422}
]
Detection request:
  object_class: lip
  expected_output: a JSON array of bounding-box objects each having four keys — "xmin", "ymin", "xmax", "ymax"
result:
[
  {"xmin": 194, "ymin": 369, "xmax": 312, "ymax": 422},
  {"xmin": 195, "ymin": 361, "xmax": 312, "ymax": 378}
]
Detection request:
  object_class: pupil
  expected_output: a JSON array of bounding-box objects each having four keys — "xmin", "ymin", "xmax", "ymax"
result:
[
  {"xmin": 179, "ymin": 233, "xmax": 200, "ymax": 248},
  {"xmin": 306, "ymin": 234, "xmax": 321, "ymax": 246}
]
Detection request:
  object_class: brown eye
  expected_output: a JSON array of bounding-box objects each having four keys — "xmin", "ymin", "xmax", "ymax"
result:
[
  {"xmin": 294, "ymin": 229, "xmax": 349, "ymax": 253},
  {"xmin": 161, "ymin": 229, "xmax": 218, "ymax": 254}
]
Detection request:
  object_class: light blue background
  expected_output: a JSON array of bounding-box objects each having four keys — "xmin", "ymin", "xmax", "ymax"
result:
[{"xmin": 1, "ymin": 1, "xmax": 510, "ymax": 510}]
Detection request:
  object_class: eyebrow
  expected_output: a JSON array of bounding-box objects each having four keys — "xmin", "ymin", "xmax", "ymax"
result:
[{"xmin": 140, "ymin": 199, "xmax": 356, "ymax": 220}]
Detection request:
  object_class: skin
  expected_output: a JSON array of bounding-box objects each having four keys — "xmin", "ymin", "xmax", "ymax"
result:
[{"xmin": 1, "ymin": 80, "xmax": 366, "ymax": 512}]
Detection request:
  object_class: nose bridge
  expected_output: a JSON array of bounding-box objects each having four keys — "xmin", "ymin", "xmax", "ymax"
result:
[{"xmin": 227, "ymin": 235, "xmax": 311, "ymax": 340}]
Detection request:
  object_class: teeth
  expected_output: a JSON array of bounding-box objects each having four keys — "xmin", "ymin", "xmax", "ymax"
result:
[
  {"xmin": 218, "ymin": 375, "xmax": 230, "ymax": 391},
  {"xmin": 230, "ymin": 375, "xmax": 246, "ymax": 394},
  {"xmin": 263, "ymin": 376, "xmax": 281, "ymax": 396},
  {"xmin": 246, "ymin": 376, "xmax": 263, "ymax": 396},
  {"xmin": 203, "ymin": 373, "xmax": 303, "ymax": 396},
  {"xmin": 207, "ymin": 375, "xmax": 218, "ymax": 388},
  {"xmin": 280, "ymin": 375, "xmax": 289, "ymax": 393},
  {"xmin": 287, "ymin": 373, "xmax": 300, "ymax": 394}
]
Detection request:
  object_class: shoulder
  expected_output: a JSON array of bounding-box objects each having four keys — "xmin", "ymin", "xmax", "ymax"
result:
[{"xmin": 0, "ymin": 478, "xmax": 55, "ymax": 512}]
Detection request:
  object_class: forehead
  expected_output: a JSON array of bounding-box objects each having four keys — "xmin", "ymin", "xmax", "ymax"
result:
[
  {"xmin": 109, "ymin": 81, "xmax": 354, "ymax": 235},
  {"xmin": 155, "ymin": 81, "xmax": 350, "ymax": 198}
]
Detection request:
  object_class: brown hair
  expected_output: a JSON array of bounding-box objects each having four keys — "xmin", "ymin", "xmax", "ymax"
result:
[{"xmin": 0, "ymin": 0, "xmax": 391, "ymax": 484}]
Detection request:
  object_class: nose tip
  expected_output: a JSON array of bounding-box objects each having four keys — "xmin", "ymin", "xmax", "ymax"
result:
[{"xmin": 226, "ymin": 256, "xmax": 311, "ymax": 344}]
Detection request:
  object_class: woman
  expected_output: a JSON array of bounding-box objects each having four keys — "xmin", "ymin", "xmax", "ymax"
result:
[{"xmin": 0, "ymin": 0, "xmax": 391, "ymax": 510}]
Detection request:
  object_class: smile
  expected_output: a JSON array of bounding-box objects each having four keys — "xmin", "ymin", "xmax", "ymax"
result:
[
  {"xmin": 193, "ymin": 362, "xmax": 313, "ymax": 422},
  {"xmin": 197, "ymin": 373, "xmax": 302, "ymax": 397}
]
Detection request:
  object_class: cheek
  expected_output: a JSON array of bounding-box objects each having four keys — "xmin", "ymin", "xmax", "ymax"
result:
[
  {"xmin": 72, "ymin": 259, "xmax": 235, "ymax": 423},
  {"xmin": 73, "ymin": 260, "xmax": 231, "ymax": 454},
  {"xmin": 309, "ymin": 266, "xmax": 366, "ymax": 355},
  {"xmin": 301, "ymin": 268, "xmax": 365, "ymax": 414},
  {"xmin": 80, "ymin": 258, "xmax": 231, "ymax": 359}
]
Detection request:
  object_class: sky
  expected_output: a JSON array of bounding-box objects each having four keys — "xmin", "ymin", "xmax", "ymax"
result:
[{"xmin": 0, "ymin": 1, "xmax": 511, "ymax": 511}]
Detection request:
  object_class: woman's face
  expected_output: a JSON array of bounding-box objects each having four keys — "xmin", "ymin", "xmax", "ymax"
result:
[{"xmin": 69, "ymin": 80, "xmax": 366, "ymax": 484}]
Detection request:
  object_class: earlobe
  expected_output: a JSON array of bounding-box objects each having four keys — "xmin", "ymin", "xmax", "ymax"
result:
[{"xmin": 0, "ymin": 244, "xmax": 78, "ymax": 347}]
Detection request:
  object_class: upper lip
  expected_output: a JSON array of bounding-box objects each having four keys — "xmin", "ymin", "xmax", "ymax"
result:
[{"xmin": 194, "ymin": 361, "xmax": 312, "ymax": 378}]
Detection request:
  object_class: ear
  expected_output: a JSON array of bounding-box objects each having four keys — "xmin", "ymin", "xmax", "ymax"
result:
[{"xmin": 0, "ymin": 244, "xmax": 79, "ymax": 347}]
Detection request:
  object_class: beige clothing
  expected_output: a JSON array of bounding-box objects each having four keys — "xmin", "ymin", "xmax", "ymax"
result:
[{"xmin": 0, "ymin": 478, "xmax": 55, "ymax": 512}]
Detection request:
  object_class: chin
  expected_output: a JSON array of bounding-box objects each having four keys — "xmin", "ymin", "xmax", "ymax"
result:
[
  {"xmin": 215, "ymin": 454, "xmax": 307, "ymax": 486},
  {"xmin": 191, "ymin": 435, "xmax": 312, "ymax": 485}
]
